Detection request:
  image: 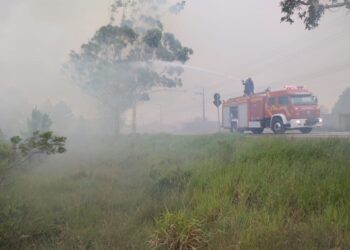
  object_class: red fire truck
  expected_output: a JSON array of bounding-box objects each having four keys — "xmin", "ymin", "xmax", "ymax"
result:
[{"xmin": 222, "ymin": 85, "xmax": 323, "ymax": 134}]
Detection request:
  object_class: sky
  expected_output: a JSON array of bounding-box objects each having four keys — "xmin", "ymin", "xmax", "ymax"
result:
[{"xmin": 1, "ymin": 0, "xmax": 349, "ymax": 132}]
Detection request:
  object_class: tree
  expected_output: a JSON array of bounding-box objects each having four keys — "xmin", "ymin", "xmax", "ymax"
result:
[
  {"xmin": 10, "ymin": 131, "xmax": 66, "ymax": 166},
  {"xmin": 41, "ymin": 101, "xmax": 75, "ymax": 133},
  {"xmin": 25, "ymin": 108, "xmax": 52, "ymax": 136},
  {"xmin": 0, "ymin": 137, "xmax": 11, "ymax": 182},
  {"xmin": 280, "ymin": 0, "xmax": 350, "ymax": 29},
  {"xmin": 332, "ymin": 87, "xmax": 350, "ymax": 114},
  {"xmin": 0, "ymin": 129, "xmax": 5, "ymax": 141},
  {"xmin": 66, "ymin": 0, "xmax": 193, "ymax": 134}
]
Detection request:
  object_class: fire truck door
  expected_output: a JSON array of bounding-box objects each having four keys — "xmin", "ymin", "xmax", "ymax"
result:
[
  {"xmin": 238, "ymin": 104, "xmax": 248, "ymax": 128},
  {"xmin": 230, "ymin": 106, "xmax": 238, "ymax": 119},
  {"xmin": 250, "ymin": 100, "xmax": 264, "ymax": 121}
]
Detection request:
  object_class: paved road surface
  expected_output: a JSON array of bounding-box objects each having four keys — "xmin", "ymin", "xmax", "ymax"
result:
[
  {"xmin": 258, "ymin": 130, "xmax": 350, "ymax": 138},
  {"xmin": 287, "ymin": 132, "xmax": 350, "ymax": 138}
]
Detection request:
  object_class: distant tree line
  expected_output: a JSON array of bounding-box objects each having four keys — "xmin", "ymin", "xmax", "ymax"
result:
[{"xmin": 332, "ymin": 87, "xmax": 350, "ymax": 114}]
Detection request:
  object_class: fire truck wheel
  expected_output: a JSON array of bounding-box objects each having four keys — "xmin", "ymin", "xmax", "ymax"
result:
[
  {"xmin": 300, "ymin": 127, "xmax": 313, "ymax": 134},
  {"xmin": 252, "ymin": 128, "xmax": 264, "ymax": 135},
  {"xmin": 272, "ymin": 118, "xmax": 285, "ymax": 134}
]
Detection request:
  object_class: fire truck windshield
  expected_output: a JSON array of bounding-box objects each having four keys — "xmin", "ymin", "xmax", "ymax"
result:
[{"xmin": 290, "ymin": 95, "xmax": 317, "ymax": 105}]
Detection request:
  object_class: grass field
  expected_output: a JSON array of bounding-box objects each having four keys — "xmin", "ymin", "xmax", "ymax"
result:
[{"xmin": 0, "ymin": 134, "xmax": 350, "ymax": 249}]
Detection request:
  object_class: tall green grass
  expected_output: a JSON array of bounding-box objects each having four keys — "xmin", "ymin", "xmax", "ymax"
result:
[
  {"xmin": 0, "ymin": 139, "xmax": 10, "ymax": 177},
  {"xmin": 0, "ymin": 135, "xmax": 349, "ymax": 249}
]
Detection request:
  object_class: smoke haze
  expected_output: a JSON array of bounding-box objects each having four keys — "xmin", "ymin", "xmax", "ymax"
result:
[{"xmin": 1, "ymin": 0, "xmax": 349, "ymax": 134}]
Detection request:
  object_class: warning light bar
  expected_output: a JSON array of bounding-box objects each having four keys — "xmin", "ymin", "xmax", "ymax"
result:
[{"xmin": 284, "ymin": 85, "xmax": 305, "ymax": 90}]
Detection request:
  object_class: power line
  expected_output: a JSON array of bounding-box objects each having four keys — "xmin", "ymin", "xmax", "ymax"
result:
[
  {"xmin": 241, "ymin": 12, "xmax": 349, "ymax": 71},
  {"xmin": 270, "ymin": 61, "xmax": 350, "ymax": 85},
  {"xmin": 242, "ymin": 28, "xmax": 350, "ymax": 77}
]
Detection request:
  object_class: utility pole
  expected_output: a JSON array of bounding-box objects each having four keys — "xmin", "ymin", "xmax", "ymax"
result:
[
  {"xmin": 130, "ymin": 89, "xmax": 185, "ymax": 135},
  {"xmin": 213, "ymin": 93, "xmax": 222, "ymax": 132},
  {"xmin": 132, "ymin": 105, "xmax": 136, "ymax": 134},
  {"xmin": 159, "ymin": 104, "xmax": 163, "ymax": 132},
  {"xmin": 194, "ymin": 88, "xmax": 206, "ymax": 122},
  {"xmin": 202, "ymin": 88, "xmax": 206, "ymax": 122},
  {"xmin": 217, "ymin": 106, "xmax": 221, "ymax": 131}
]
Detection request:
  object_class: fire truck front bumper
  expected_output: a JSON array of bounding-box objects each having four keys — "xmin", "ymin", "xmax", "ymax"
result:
[{"xmin": 289, "ymin": 118, "xmax": 323, "ymax": 129}]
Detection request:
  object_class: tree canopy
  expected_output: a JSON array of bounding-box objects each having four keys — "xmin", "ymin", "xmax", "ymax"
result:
[
  {"xmin": 280, "ymin": 0, "xmax": 350, "ymax": 29},
  {"xmin": 10, "ymin": 131, "xmax": 66, "ymax": 167},
  {"xmin": 66, "ymin": 0, "xmax": 193, "ymax": 133},
  {"xmin": 332, "ymin": 87, "xmax": 350, "ymax": 114},
  {"xmin": 25, "ymin": 108, "xmax": 52, "ymax": 136}
]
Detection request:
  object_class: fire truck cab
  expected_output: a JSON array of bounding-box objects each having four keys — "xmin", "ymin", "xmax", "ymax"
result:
[{"xmin": 222, "ymin": 85, "xmax": 323, "ymax": 134}]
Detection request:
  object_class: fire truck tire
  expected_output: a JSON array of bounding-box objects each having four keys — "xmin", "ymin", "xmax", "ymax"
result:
[
  {"xmin": 300, "ymin": 127, "xmax": 313, "ymax": 134},
  {"xmin": 272, "ymin": 118, "xmax": 285, "ymax": 134},
  {"xmin": 252, "ymin": 128, "xmax": 264, "ymax": 135}
]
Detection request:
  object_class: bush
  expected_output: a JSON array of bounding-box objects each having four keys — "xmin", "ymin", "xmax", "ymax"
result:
[
  {"xmin": 10, "ymin": 131, "xmax": 66, "ymax": 166},
  {"xmin": 151, "ymin": 169, "xmax": 192, "ymax": 200},
  {"xmin": 149, "ymin": 211, "xmax": 207, "ymax": 250},
  {"xmin": 0, "ymin": 139, "xmax": 11, "ymax": 178}
]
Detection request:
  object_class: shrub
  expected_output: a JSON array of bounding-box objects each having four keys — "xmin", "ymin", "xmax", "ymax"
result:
[
  {"xmin": 10, "ymin": 131, "xmax": 66, "ymax": 166},
  {"xmin": 151, "ymin": 169, "xmax": 192, "ymax": 200},
  {"xmin": 0, "ymin": 139, "xmax": 11, "ymax": 178},
  {"xmin": 149, "ymin": 211, "xmax": 207, "ymax": 250}
]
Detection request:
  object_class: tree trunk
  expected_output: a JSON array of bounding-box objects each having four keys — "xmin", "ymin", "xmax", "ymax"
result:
[
  {"xmin": 115, "ymin": 113, "xmax": 121, "ymax": 136},
  {"xmin": 132, "ymin": 105, "xmax": 137, "ymax": 134}
]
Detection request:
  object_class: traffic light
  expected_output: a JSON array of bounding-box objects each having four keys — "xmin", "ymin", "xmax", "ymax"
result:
[{"xmin": 213, "ymin": 93, "xmax": 222, "ymax": 108}]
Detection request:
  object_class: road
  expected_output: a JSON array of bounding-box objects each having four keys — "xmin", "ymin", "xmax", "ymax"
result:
[
  {"xmin": 258, "ymin": 130, "xmax": 350, "ymax": 138},
  {"xmin": 287, "ymin": 132, "xmax": 350, "ymax": 139}
]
